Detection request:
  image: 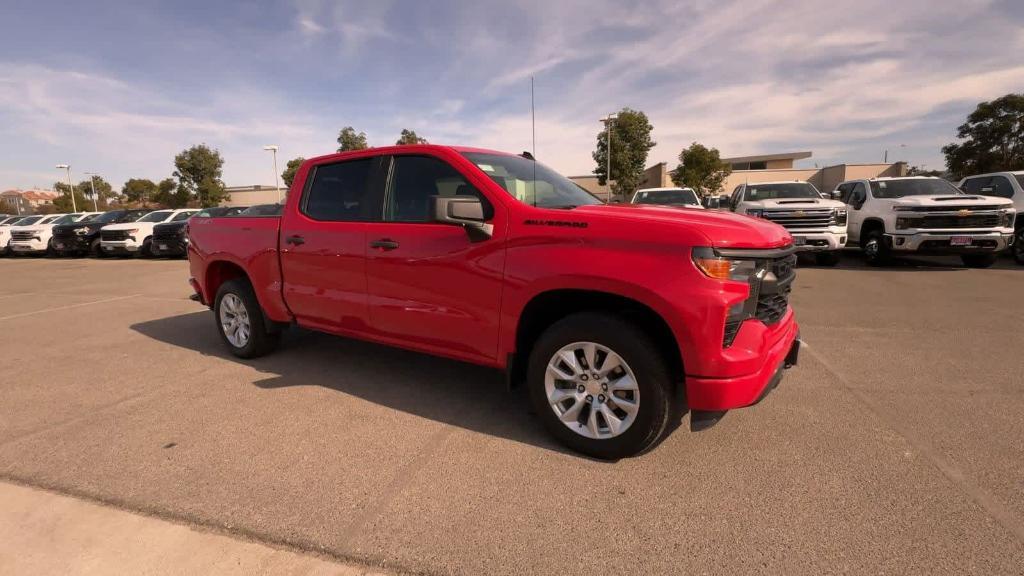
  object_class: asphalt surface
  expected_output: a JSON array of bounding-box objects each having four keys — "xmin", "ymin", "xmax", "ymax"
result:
[{"xmin": 0, "ymin": 253, "xmax": 1022, "ymax": 575}]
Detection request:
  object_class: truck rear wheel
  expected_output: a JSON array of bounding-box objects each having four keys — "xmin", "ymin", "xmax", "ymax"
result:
[
  {"xmin": 961, "ymin": 253, "xmax": 996, "ymax": 268},
  {"xmin": 527, "ymin": 312, "xmax": 673, "ymax": 460},
  {"xmin": 214, "ymin": 279, "xmax": 280, "ymax": 359}
]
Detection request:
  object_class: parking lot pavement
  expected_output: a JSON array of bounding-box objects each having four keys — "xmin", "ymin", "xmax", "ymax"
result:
[{"xmin": 0, "ymin": 254, "xmax": 1022, "ymax": 575}]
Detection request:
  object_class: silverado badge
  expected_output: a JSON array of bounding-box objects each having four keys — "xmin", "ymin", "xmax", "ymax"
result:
[{"xmin": 958, "ymin": 209, "xmax": 971, "ymax": 215}]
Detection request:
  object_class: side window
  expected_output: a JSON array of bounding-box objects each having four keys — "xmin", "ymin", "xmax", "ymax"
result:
[
  {"xmin": 731, "ymin": 186, "xmax": 744, "ymax": 207},
  {"xmin": 837, "ymin": 183, "xmax": 853, "ymax": 204},
  {"xmin": 850, "ymin": 183, "xmax": 867, "ymax": 205},
  {"xmin": 303, "ymin": 158, "xmax": 375, "ymax": 221},
  {"xmin": 962, "ymin": 176, "xmax": 991, "ymax": 195},
  {"xmin": 386, "ymin": 155, "xmax": 488, "ymax": 222},
  {"xmin": 989, "ymin": 176, "xmax": 1015, "ymax": 198}
]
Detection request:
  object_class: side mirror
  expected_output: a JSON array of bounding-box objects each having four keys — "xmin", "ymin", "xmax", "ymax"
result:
[
  {"xmin": 432, "ymin": 196, "xmax": 493, "ymax": 239},
  {"xmin": 830, "ymin": 190, "xmax": 841, "ymax": 200},
  {"xmin": 718, "ymin": 195, "xmax": 732, "ymax": 210}
]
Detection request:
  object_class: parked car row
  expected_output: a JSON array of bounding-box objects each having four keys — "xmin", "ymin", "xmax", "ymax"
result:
[
  {"xmin": 639, "ymin": 173, "xmax": 1021, "ymax": 268},
  {"xmin": 0, "ymin": 205, "xmax": 278, "ymax": 259}
]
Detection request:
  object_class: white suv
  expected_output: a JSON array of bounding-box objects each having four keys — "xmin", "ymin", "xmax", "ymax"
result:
[
  {"xmin": 630, "ymin": 187, "xmax": 703, "ymax": 209},
  {"xmin": 728, "ymin": 181, "xmax": 847, "ymax": 265},
  {"xmin": 100, "ymin": 208, "xmax": 198, "ymax": 257},
  {"xmin": 8, "ymin": 212, "xmax": 100, "ymax": 256},
  {"xmin": 835, "ymin": 176, "xmax": 1015, "ymax": 267},
  {"xmin": 957, "ymin": 171, "xmax": 1024, "ymax": 264}
]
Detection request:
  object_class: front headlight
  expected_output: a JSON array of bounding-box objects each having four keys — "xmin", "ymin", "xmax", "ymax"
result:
[
  {"xmin": 73, "ymin": 227, "xmax": 90, "ymax": 235},
  {"xmin": 692, "ymin": 247, "xmax": 764, "ymax": 283},
  {"xmin": 834, "ymin": 209, "xmax": 847, "ymax": 225},
  {"xmin": 896, "ymin": 217, "xmax": 911, "ymax": 230},
  {"xmin": 999, "ymin": 209, "xmax": 1015, "ymax": 228},
  {"xmin": 747, "ymin": 209, "xmax": 763, "ymax": 218}
]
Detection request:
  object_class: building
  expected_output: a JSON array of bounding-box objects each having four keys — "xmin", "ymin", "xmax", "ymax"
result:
[
  {"xmin": 720, "ymin": 152, "xmax": 907, "ymax": 196},
  {"xmin": 1, "ymin": 189, "xmax": 60, "ymax": 215},
  {"xmin": 220, "ymin": 185, "xmax": 284, "ymax": 208},
  {"xmin": 570, "ymin": 162, "xmax": 673, "ymax": 202}
]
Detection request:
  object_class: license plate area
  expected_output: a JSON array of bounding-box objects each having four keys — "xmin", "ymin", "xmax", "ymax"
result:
[
  {"xmin": 950, "ymin": 236, "xmax": 973, "ymax": 246},
  {"xmin": 793, "ymin": 236, "xmax": 807, "ymax": 246}
]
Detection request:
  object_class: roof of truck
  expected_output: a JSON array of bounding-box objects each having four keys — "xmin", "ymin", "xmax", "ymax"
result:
[{"xmin": 309, "ymin": 145, "xmax": 513, "ymax": 164}]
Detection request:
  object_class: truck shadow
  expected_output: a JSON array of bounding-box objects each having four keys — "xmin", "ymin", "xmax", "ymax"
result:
[{"xmin": 130, "ymin": 312, "xmax": 686, "ymax": 461}]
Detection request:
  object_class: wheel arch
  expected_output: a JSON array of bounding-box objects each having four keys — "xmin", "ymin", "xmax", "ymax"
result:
[{"xmin": 509, "ymin": 288, "xmax": 684, "ymax": 390}]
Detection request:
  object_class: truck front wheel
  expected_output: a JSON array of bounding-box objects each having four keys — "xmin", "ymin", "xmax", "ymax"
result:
[
  {"xmin": 214, "ymin": 279, "xmax": 280, "ymax": 359},
  {"xmin": 862, "ymin": 230, "xmax": 890, "ymax": 266},
  {"xmin": 527, "ymin": 312, "xmax": 673, "ymax": 460}
]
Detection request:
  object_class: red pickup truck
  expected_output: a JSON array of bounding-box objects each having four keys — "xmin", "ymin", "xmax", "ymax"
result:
[{"xmin": 188, "ymin": 145, "xmax": 800, "ymax": 458}]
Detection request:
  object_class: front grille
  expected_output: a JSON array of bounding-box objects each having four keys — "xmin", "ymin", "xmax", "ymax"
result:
[
  {"xmin": 153, "ymin": 229, "xmax": 182, "ymax": 243},
  {"xmin": 762, "ymin": 209, "xmax": 835, "ymax": 230},
  {"xmin": 11, "ymin": 231, "xmax": 36, "ymax": 241},
  {"xmin": 755, "ymin": 254, "xmax": 796, "ymax": 325},
  {"xmin": 101, "ymin": 230, "xmax": 131, "ymax": 241},
  {"xmin": 905, "ymin": 214, "xmax": 1000, "ymax": 229}
]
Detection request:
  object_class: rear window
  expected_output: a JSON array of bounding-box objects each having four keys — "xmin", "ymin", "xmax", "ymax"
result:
[
  {"xmin": 240, "ymin": 204, "xmax": 283, "ymax": 216},
  {"xmin": 137, "ymin": 211, "xmax": 173, "ymax": 223},
  {"xmin": 170, "ymin": 211, "xmax": 195, "ymax": 222},
  {"xmin": 744, "ymin": 183, "xmax": 820, "ymax": 200},
  {"xmin": 634, "ymin": 189, "xmax": 699, "ymax": 206},
  {"xmin": 302, "ymin": 158, "xmax": 375, "ymax": 221}
]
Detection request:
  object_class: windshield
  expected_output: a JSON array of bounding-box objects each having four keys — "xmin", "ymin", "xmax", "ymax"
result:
[
  {"xmin": 461, "ymin": 152, "xmax": 602, "ymax": 209},
  {"xmin": 51, "ymin": 214, "xmax": 82, "ymax": 225},
  {"xmin": 870, "ymin": 179, "xmax": 962, "ymax": 198},
  {"xmin": 137, "ymin": 210, "xmax": 172, "ymax": 223},
  {"xmin": 633, "ymin": 189, "xmax": 699, "ymax": 206},
  {"xmin": 1015, "ymin": 174, "xmax": 1024, "ymax": 189},
  {"xmin": 12, "ymin": 216, "xmax": 42, "ymax": 225},
  {"xmin": 170, "ymin": 211, "xmax": 195, "ymax": 222},
  {"xmin": 1, "ymin": 217, "xmax": 23, "ymax": 225},
  {"xmin": 744, "ymin": 183, "xmax": 820, "ymax": 200},
  {"xmin": 90, "ymin": 211, "xmax": 126, "ymax": 224}
]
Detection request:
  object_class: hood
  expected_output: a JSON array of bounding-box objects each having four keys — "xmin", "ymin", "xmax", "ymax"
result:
[
  {"xmin": 53, "ymin": 222, "xmax": 101, "ymax": 233},
  {"xmin": 887, "ymin": 195, "xmax": 1013, "ymax": 208},
  {"xmin": 745, "ymin": 197, "xmax": 844, "ymax": 210},
  {"xmin": 102, "ymin": 222, "xmax": 154, "ymax": 231},
  {"xmin": 570, "ymin": 204, "xmax": 792, "ymax": 249},
  {"xmin": 155, "ymin": 221, "xmax": 187, "ymax": 232}
]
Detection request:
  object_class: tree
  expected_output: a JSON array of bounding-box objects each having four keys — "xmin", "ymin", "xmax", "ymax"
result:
[
  {"xmin": 337, "ymin": 126, "xmax": 369, "ymax": 152},
  {"xmin": 153, "ymin": 178, "xmax": 190, "ymax": 208},
  {"xmin": 52, "ymin": 182, "xmax": 89, "ymax": 213},
  {"xmin": 282, "ymin": 157, "xmax": 305, "ymax": 188},
  {"xmin": 173, "ymin": 144, "xmax": 228, "ymax": 207},
  {"xmin": 942, "ymin": 93, "xmax": 1024, "ymax": 179},
  {"xmin": 77, "ymin": 175, "xmax": 116, "ymax": 209},
  {"xmin": 592, "ymin": 108, "xmax": 656, "ymax": 201},
  {"xmin": 670, "ymin": 142, "xmax": 732, "ymax": 198},
  {"xmin": 396, "ymin": 129, "xmax": 427, "ymax": 145},
  {"xmin": 122, "ymin": 178, "xmax": 158, "ymax": 205},
  {"xmin": 907, "ymin": 165, "xmax": 946, "ymax": 178}
]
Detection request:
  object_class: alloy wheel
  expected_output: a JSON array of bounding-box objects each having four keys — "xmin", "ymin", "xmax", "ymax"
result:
[
  {"xmin": 219, "ymin": 293, "xmax": 251, "ymax": 348},
  {"xmin": 544, "ymin": 342, "xmax": 640, "ymax": 440}
]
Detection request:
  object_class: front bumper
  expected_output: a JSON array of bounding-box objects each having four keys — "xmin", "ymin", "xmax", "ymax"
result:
[
  {"xmin": 686, "ymin": 315, "xmax": 800, "ymax": 411},
  {"xmin": 151, "ymin": 238, "xmax": 187, "ymax": 256},
  {"xmin": 886, "ymin": 231, "xmax": 1013, "ymax": 253},
  {"xmin": 101, "ymin": 240, "xmax": 142, "ymax": 254},
  {"xmin": 52, "ymin": 235, "xmax": 92, "ymax": 252},
  {"xmin": 9, "ymin": 240, "xmax": 47, "ymax": 254},
  {"xmin": 791, "ymin": 231, "xmax": 846, "ymax": 253}
]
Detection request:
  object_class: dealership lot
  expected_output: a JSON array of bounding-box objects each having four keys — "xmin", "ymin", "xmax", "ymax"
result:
[{"xmin": 0, "ymin": 256, "xmax": 1022, "ymax": 574}]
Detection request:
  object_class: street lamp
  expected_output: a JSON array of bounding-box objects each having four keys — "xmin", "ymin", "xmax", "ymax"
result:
[
  {"xmin": 883, "ymin": 144, "xmax": 906, "ymax": 164},
  {"xmin": 55, "ymin": 164, "xmax": 76, "ymax": 212},
  {"xmin": 599, "ymin": 114, "xmax": 618, "ymax": 202},
  {"xmin": 263, "ymin": 145, "xmax": 282, "ymax": 202},
  {"xmin": 83, "ymin": 172, "xmax": 100, "ymax": 211}
]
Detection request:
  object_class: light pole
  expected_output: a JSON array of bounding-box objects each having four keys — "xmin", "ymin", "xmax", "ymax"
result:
[
  {"xmin": 84, "ymin": 172, "xmax": 100, "ymax": 211},
  {"xmin": 599, "ymin": 113, "xmax": 618, "ymax": 202},
  {"xmin": 263, "ymin": 145, "xmax": 282, "ymax": 202},
  {"xmin": 883, "ymin": 144, "xmax": 906, "ymax": 164},
  {"xmin": 56, "ymin": 164, "xmax": 77, "ymax": 212}
]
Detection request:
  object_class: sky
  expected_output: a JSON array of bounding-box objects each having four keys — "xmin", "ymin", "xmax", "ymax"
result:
[{"xmin": 2, "ymin": 0, "xmax": 1023, "ymax": 191}]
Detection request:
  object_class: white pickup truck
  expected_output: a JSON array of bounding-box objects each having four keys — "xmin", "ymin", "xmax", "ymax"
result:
[
  {"xmin": 835, "ymin": 176, "xmax": 1015, "ymax": 267},
  {"xmin": 957, "ymin": 170, "xmax": 1024, "ymax": 264},
  {"xmin": 100, "ymin": 208, "xmax": 198, "ymax": 257},
  {"xmin": 727, "ymin": 181, "xmax": 847, "ymax": 265},
  {"xmin": 7, "ymin": 212, "xmax": 100, "ymax": 256}
]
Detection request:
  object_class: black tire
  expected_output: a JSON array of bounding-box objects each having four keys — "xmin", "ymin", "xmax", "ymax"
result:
[
  {"xmin": 815, "ymin": 251, "xmax": 840, "ymax": 267},
  {"xmin": 214, "ymin": 278, "xmax": 281, "ymax": 359},
  {"xmin": 527, "ymin": 312, "xmax": 673, "ymax": 460},
  {"xmin": 139, "ymin": 237, "xmax": 154, "ymax": 259},
  {"xmin": 1013, "ymin": 228, "xmax": 1024, "ymax": 265},
  {"xmin": 961, "ymin": 253, "xmax": 996, "ymax": 268},
  {"xmin": 862, "ymin": 230, "xmax": 890, "ymax": 266},
  {"xmin": 91, "ymin": 239, "xmax": 105, "ymax": 258},
  {"xmin": 44, "ymin": 239, "xmax": 57, "ymax": 258}
]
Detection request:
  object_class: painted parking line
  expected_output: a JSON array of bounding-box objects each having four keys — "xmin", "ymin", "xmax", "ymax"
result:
[{"xmin": 0, "ymin": 294, "xmax": 141, "ymax": 321}]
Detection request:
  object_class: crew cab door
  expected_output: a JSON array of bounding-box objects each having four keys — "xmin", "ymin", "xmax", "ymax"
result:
[
  {"xmin": 364, "ymin": 153, "xmax": 507, "ymax": 364},
  {"xmin": 842, "ymin": 182, "xmax": 868, "ymax": 242},
  {"xmin": 279, "ymin": 154, "xmax": 381, "ymax": 333}
]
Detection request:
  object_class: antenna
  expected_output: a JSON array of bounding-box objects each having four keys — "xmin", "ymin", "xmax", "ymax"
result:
[{"xmin": 531, "ymin": 76, "xmax": 537, "ymax": 207}]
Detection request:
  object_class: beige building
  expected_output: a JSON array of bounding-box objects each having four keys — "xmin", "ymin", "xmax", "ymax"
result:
[
  {"xmin": 221, "ymin": 185, "xmax": 284, "ymax": 208},
  {"xmin": 720, "ymin": 152, "xmax": 907, "ymax": 196}
]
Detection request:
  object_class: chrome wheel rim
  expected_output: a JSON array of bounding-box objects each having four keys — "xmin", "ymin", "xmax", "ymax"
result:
[
  {"xmin": 864, "ymin": 238, "xmax": 879, "ymax": 258},
  {"xmin": 545, "ymin": 342, "xmax": 639, "ymax": 440},
  {"xmin": 219, "ymin": 293, "xmax": 251, "ymax": 348}
]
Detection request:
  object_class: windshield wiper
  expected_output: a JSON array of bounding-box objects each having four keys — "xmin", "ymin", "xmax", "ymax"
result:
[{"xmin": 546, "ymin": 204, "xmax": 578, "ymax": 210}]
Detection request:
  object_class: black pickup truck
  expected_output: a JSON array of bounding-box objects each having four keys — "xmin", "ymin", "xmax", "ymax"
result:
[
  {"xmin": 52, "ymin": 209, "xmax": 150, "ymax": 257},
  {"xmin": 151, "ymin": 206, "xmax": 247, "ymax": 258}
]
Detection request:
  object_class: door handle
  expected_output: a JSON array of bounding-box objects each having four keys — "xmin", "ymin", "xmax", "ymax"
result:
[
  {"xmin": 285, "ymin": 235, "xmax": 305, "ymax": 246},
  {"xmin": 370, "ymin": 238, "xmax": 400, "ymax": 251}
]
